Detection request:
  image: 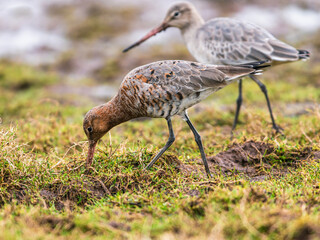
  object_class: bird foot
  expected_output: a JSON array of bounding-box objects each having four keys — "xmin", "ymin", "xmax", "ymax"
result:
[
  {"xmin": 230, "ymin": 130, "xmax": 236, "ymax": 140},
  {"xmin": 273, "ymin": 124, "xmax": 284, "ymax": 135}
]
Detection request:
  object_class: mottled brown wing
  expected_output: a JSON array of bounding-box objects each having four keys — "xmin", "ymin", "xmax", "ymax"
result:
[
  {"xmin": 125, "ymin": 60, "xmax": 256, "ymax": 95},
  {"xmin": 196, "ymin": 18, "xmax": 299, "ymax": 64},
  {"xmin": 127, "ymin": 60, "xmax": 228, "ymax": 95}
]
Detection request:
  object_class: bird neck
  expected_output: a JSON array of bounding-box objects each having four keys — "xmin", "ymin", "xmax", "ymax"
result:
[
  {"xmin": 100, "ymin": 95, "xmax": 135, "ymax": 131},
  {"xmin": 181, "ymin": 9, "xmax": 204, "ymax": 36}
]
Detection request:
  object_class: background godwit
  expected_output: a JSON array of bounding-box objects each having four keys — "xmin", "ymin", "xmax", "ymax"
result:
[
  {"xmin": 123, "ymin": 1, "xmax": 310, "ymax": 134},
  {"xmin": 83, "ymin": 60, "xmax": 267, "ymax": 177}
]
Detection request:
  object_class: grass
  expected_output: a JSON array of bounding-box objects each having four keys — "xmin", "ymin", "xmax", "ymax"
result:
[{"xmin": 0, "ymin": 59, "xmax": 320, "ymax": 239}]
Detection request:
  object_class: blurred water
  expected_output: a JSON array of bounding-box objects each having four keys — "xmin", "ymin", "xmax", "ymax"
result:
[
  {"xmin": 282, "ymin": 5, "xmax": 320, "ymax": 32},
  {"xmin": 0, "ymin": 0, "xmax": 69, "ymax": 64},
  {"xmin": 234, "ymin": 5, "xmax": 320, "ymax": 37},
  {"xmin": 0, "ymin": 0, "xmax": 318, "ymax": 75}
]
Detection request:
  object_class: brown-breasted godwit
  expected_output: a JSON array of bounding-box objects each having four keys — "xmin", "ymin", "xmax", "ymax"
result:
[
  {"xmin": 123, "ymin": 1, "xmax": 310, "ymax": 133},
  {"xmin": 83, "ymin": 60, "xmax": 268, "ymax": 177}
]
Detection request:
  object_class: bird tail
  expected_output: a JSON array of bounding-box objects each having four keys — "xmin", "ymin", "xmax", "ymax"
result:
[
  {"xmin": 298, "ymin": 49, "xmax": 310, "ymax": 60},
  {"xmin": 237, "ymin": 60, "xmax": 271, "ymax": 75},
  {"xmin": 216, "ymin": 60, "xmax": 270, "ymax": 82}
]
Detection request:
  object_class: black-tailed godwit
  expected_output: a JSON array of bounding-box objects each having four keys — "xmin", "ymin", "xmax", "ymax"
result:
[
  {"xmin": 123, "ymin": 1, "xmax": 310, "ymax": 133},
  {"xmin": 83, "ymin": 60, "xmax": 268, "ymax": 177}
]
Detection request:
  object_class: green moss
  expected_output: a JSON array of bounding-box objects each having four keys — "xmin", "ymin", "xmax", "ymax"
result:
[
  {"xmin": 0, "ymin": 61, "xmax": 57, "ymax": 90},
  {"xmin": 0, "ymin": 59, "xmax": 320, "ymax": 239}
]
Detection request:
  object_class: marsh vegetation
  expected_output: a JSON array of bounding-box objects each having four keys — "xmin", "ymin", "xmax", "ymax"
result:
[{"xmin": 0, "ymin": 0, "xmax": 319, "ymax": 239}]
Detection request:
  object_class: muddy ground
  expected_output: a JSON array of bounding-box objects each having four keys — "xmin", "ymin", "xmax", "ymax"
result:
[{"xmin": 4, "ymin": 141, "xmax": 318, "ymax": 212}]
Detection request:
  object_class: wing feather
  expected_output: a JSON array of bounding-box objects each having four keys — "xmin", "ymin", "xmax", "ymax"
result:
[
  {"xmin": 126, "ymin": 60, "xmax": 256, "ymax": 95},
  {"xmin": 195, "ymin": 18, "xmax": 300, "ymax": 64}
]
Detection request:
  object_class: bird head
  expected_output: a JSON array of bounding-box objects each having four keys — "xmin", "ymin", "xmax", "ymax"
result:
[
  {"xmin": 162, "ymin": 1, "xmax": 195, "ymax": 29},
  {"xmin": 83, "ymin": 105, "xmax": 111, "ymax": 168},
  {"xmin": 122, "ymin": 1, "xmax": 200, "ymax": 52}
]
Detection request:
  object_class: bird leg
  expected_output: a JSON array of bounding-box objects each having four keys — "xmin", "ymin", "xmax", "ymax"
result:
[
  {"xmin": 249, "ymin": 74, "xmax": 283, "ymax": 133},
  {"xmin": 145, "ymin": 118, "xmax": 175, "ymax": 170},
  {"xmin": 231, "ymin": 79, "xmax": 243, "ymax": 135},
  {"xmin": 183, "ymin": 112, "xmax": 212, "ymax": 178}
]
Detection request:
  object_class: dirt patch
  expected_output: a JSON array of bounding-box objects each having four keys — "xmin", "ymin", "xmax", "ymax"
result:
[
  {"xmin": 40, "ymin": 190, "xmax": 56, "ymax": 202},
  {"xmin": 38, "ymin": 215, "xmax": 75, "ymax": 231},
  {"xmin": 40, "ymin": 179, "xmax": 108, "ymax": 210},
  {"xmin": 182, "ymin": 198, "xmax": 206, "ymax": 218},
  {"xmin": 190, "ymin": 140, "xmax": 318, "ymax": 179},
  {"xmin": 208, "ymin": 140, "xmax": 274, "ymax": 173},
  {"xmin": 292, "ymin": 225, "xmax": 318, "ymax": 240},
  {"xmin": 313, "ymin": 151, "xmax": 320, "ymax": 160},
  {"xmin": 109, "ymin": 221, "xmax": 131, "ymax": 231}
]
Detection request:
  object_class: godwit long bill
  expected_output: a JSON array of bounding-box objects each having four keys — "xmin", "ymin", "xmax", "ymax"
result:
[
  {"xmin": 123, "ymin": 1, "xmax": 310, "ymax": 133},
  {"xmin": 83, "ymin": 60, "xmax": 268, "ymax": 177}
]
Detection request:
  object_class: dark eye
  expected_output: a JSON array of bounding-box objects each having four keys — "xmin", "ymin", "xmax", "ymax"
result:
[
  {"xmin": 87, "ymin": 127, "xmax": 93, "ymax": 133},
  {"xmin": 173, "ymin": 11, "xmax": 180, "ymax": 17}
]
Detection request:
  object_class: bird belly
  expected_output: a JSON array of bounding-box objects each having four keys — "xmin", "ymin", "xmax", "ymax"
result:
[
  {"xmin": 146, "ymin": 100, "xmax": 181, "ymax": 119},
  {"xmin": 173, "ymin": 89, "xmax": 215, "ymax": 116}
]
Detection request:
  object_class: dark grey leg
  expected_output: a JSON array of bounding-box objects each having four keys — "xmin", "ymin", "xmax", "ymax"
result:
[
  {"xmin": 183, "ymin": 112, "xmax": 212, "ymax": 178},
  {"xmin": 232, "ymin": 79, "xmax": 243, "ymax": 132},
  {"xmin": 145, "ymin": 118, "xmax": 175, "ymax": 170},
  {"xmin": 249, "ymin": 74, "xmax": 283, "ymax": 133}
]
